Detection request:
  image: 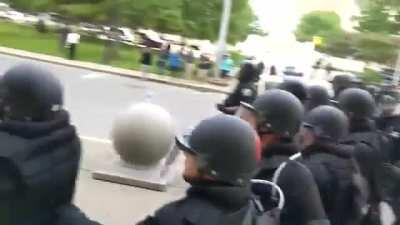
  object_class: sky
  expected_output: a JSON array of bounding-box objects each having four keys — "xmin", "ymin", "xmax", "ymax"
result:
[{"xmin": 250, "ymin": 0, "xmax": 361, "ymax": 35}]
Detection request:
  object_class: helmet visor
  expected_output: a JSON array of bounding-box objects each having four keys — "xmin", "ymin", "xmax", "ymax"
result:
[{"xmin": 175, "ymin": 133, "xmax": 197, "ymax": 155}]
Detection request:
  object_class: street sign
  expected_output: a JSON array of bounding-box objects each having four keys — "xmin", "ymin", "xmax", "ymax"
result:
[{"xmin": 313, "ymin": 36, "xmax": 323, "ymax": 47}]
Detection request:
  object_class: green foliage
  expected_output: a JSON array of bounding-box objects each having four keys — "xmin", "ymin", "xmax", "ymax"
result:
[
  {"xmin": 359, "ymin": 68, "xmax": 384, "ymax": 85},
  {"xmin": 295, "ymin": 11, "xmax": 344, "ymax": 42},
  {"xmin": 353, "ymin": 33, "xmax": 398, "ymax": 64},
  {"xmin": 355, "ymin": 3, "xmax": 398, "ymax": 34},
  {"xmin": 10, "ymin": 0, "xmax": 255, "ymax": 43}
]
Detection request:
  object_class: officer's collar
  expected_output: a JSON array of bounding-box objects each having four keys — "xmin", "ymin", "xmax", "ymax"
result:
[
  {"xmin": 0, "ymin": 110, "xmax": 71, "ymax": 138},
  {"xmin": 262, "ymin": 141, "xmax": 298, "ymax": 159},
  {"xmin": 188, "ymin": 181, "xmax": 251, "ymax": 211},
  {"xmin": 302, "ymin": 141, "xmax": 352, "ymax": 159},
  {"xmin": 349, "ymin": 118, "xmax": 376, "ymax": 133}
]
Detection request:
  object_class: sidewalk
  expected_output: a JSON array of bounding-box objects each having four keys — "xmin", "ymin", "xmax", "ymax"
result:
[
  {"xmin": 77, "ymin": 138, "xmax": 187, "ymax": 225},
  {"xmin": 0, "ymin": 46, "xmax": 233, "ymax": 94}
]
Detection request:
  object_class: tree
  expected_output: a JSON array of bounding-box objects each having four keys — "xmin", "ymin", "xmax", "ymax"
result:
[
  {"xmin": 10, "ymin": 0, "xmax": 255, "ymax": 43},
  {"xmin": 295, "ymin": 11, "xmax": 344, "ymax": 42},
  {"xmin": 355, "ymin": 3, "xmax": 398, "ymax": 34}
]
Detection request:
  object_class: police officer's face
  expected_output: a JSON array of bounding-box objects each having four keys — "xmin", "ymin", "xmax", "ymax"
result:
[
  {"xmin": 295, "ymin": 126, "xmax": 315, "ymax": 150},
  {"xmin": 183, "ymin": 152, "xmax": 202, "ymax": 182}
]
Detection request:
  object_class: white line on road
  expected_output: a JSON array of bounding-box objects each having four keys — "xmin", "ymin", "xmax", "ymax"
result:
[
  {"xmin": 82, "ymin": 72, "xmax": 107, "ymax": 80},
  {"xmin": 80, "ymin": 135, "xmax": 112, "ymax": 144}
]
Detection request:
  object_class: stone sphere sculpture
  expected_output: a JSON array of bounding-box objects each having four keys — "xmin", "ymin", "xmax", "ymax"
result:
[{"xmin": 112, "ymin": 103, "xmax": 176, "ymax": 166}]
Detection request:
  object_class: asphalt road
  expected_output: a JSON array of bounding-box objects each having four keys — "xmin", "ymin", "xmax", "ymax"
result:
[{"xmin": 0, "ymin": 53, "xmax": 225, "ymax": 140}]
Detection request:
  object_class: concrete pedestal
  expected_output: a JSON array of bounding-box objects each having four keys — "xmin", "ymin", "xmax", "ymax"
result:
[{"xmin": 92, "ymin": 148, "xmax": 184, "ymax": 192}]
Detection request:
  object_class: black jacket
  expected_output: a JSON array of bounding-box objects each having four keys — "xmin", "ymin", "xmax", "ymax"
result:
[
  {"xmin": 299, "ymin": 143, "xmax": 355, "ymax": 225},
  {"xmin": 224, "ymin": 82, "xmax": 257, "ymax": 107},
  {"xmin": 0, "ymin": 111, "xmax": 81, "ymax": 225},
  {"xmin": 137, "ymin": 181, "xmax": 253, "ymax": 225},
  {"xmin": 254, "ymin": 143, "xmax": 329, "ymax": 225}
]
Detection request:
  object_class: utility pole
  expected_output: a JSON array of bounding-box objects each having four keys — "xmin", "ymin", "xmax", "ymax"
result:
[
  {"xmin": 214, "ymin": 0, "xmax": 232, "ymax": 78},
  {"xmin": 393, "ymin": 50, "xmax": 400, "ymax": 87}
]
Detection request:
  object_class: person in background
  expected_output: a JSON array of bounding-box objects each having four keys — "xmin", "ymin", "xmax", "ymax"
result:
[
  {"xmin": 65, "ymin": 30, "xmax": 81, "ymax": 60},
  {"xmin": 140, "ymin": 46, "xmax": 152, "ymax": 79},
  {"xmin": 168, "ymin": 47, "xmax": 183, "ymax": 73},
  {"xmin": 157, "ymin": 43, "xmax": 170, "ymax": 75},
  {"xmin": 198, "ymin": 53, "xmax": 212, "ymax": 80},
  {"xmin": 216, "ymin": 62, "xmax": 258, "ymax": 115},
  {"xmin": 219, "ymin": 54, "xmax": 234, "ymax": 79},
  {"xmin": 184, "ymin": 46, "xmax": 195, "ymax": 79}
]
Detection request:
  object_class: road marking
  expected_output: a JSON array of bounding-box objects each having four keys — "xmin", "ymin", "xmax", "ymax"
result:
[
  {"xmin": 80, "ymin": 135, "xmax": 112, "ymax": 144},
  {"xmin": 82, "ymin": 72, "xmax": 107, "ymax": 80}
]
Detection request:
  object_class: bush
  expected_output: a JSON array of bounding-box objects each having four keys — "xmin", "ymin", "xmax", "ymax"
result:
[
  {"xmin": 353, "ymin": 33, "xmax": 398, "ymax": 65},
  {"xmin": 36, "ymin": 20, "xmax": 48, "ymax": 33},
  {"xmin": 359, "ymin": 68, "xmax": 384, "ymax": 85}
]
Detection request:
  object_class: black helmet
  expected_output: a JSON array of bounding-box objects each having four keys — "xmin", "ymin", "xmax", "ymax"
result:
[
  {"xmin": 338, "ymin": 88, "xmax": 375, "ymax": 119},
  {"xmin": 304, "ymin": 106, "xmax": 349, "ymax": 141},
  {"xmin": 332, "ymin": 74, "xmax": 353, "ymax": 97},
  {"xmin": 1, "ymin": 63, "xmax": 63, "ymax": 121},
  {"xmin": 252, "ymin": 89, "xmax": 304, "ymax": 137},
  {"xmin": 238, "ymin": 62, "xmax": 258, "ymax": 82},
  {"xmin": 306, "ymin": 85, "xmax": 330, "ymax": 111},
  {"xmin": 176, "ymin": 115, "xmax": 257, "ymax": 186},
  {"xmin": 278, "ymin": 79, "xmax": 308, "ymax": 103}
]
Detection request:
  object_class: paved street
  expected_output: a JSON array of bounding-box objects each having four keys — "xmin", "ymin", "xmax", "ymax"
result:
[
  {"xmin": 0, "ymin": 53, "xmax": 225, "ymax": 139},
  {"xmin": 0, "ymin": 53, "xmax": 226, "ymax": 225}
]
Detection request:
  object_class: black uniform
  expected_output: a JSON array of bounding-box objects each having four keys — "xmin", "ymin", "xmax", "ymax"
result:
[
  {"xmin": 376, "ymin": 115, "xmax": 400, "ymax": 163},
  {"xmin": 298, "ymin": 143, "xmax": 356, "ymax": 225},
  {"xmin": 137, "ymin": 182, "xmax": 253, "ymax": 225},
  {"xmin": 223, "ymin": 82, "xmax": 257, "ymax": 107},
  {"xmin": 341, "ymin": 120, "xmax": 386, "ymax": 225},
  {"xmin": 0, "ymin": 110, "xmax": 82, "ymax": 225},
  {"xmin": 254, "ymin": 142, "xmax": 329, "ymax": 225}
]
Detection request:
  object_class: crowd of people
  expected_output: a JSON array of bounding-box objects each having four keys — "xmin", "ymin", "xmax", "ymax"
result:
[
  {"xmin": 140, "ymin": 44, "xmax": 235, "ymax": 80},
  {"xmin": 0, "ymin": 61, "xmax": 399, "ymax": 225}
]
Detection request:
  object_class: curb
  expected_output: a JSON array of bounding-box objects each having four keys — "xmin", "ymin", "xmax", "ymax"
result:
[{"xmin": 0, "ymin": 46, "xmax": 231, "ymax": 94}]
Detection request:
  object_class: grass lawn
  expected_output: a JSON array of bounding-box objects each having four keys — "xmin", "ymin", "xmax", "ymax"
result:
[{"xmin": 0, "ymin": 21, "xmax": 165, "ymax": 74}]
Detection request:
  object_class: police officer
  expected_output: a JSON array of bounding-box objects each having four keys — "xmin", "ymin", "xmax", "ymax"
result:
[
  {"xmin": 217, "ymin": 62, "xmax": 258, "ymax": 114},
  {"xmin": 278, "ymin": 79, "xmax": 308, "ymax": 104},
  {"xmin": 376, "ymin": 94, "xmax": 400, "ymax": 163},
  {"xmin": 236, "ymin": 90, "xmax": 330, "ymax": 225},
  {"xmin": 137, "ymin": 115, "xmax": 260, "ymax": 225},
  {"xmin": 338, "ymin": 88, "xmax": 386, "ymax": 225},
  {"xmin": 332, "ymin": 74, "xmax": 353, "ymax": 99},
  {"xmin": 305, "ymin": 85, "xmax": 330, "ymax": 112},
  {"xmin": 0, "ymin": 63, "xmax": 98, "ymax": 225},
  {"xmin": 295, "ymin": 106, "xmax": 357, "ymax": 225}
]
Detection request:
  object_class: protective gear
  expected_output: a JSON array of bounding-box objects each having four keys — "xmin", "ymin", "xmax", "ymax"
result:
[
  {"xmin": 220, "ymin": 82, "xmax": 257, "ymax": 109},
  {"xmin": 112, "ymin": 103, "xmax": 175, "ymax": 166},
  {"xmin": 252, "ymin": 90, "xmax": 304, "ymax": 137},
  {"xmin": 306, "ymin": 85, "xmax": 330, "ymax": 112},
  {"xmin": 338, "ymin": 88, "xmax": 376, "ymax": 119},
  {"xmin": 176, "ymin": 115, "xmax": 258, "ymax": 186},
  {"xmin": 238, "ymin": 62, "xmax": 259, "ymax": 83},
  {"xmin": 278, "ymin": 80, "xmax": 308, "ymax": 103},
  {"xmin": 379, "ymin": 95, "xmax": 397, "ymax": 116},
  {"xmin": 0, "ymin": 63, "xmax": 63, "ymax": 122},
  {"xmin": 304, "ymin": 106, "xmax": 349, "ymax": 141},
  {"xmin": 254, "ymin": 142, "xmax": 329, "ymax": 225},
  {"xmin": 0, "ymin": 111, "xmax": 81, "ymax": 225},
  {"xmin": 332, "ymin": 74, "xmax": 353, "ymax": 98},
  {"xmin": 365, "ymin": 85, "xmax": 381, "ymax": 100},
  {"xmin": 137, "ymin": 183, "xmax": 256, "ymax": 225},
  {"xmin": 298, "ymin": 143, "xmax": 358, "ymax": 225}
]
